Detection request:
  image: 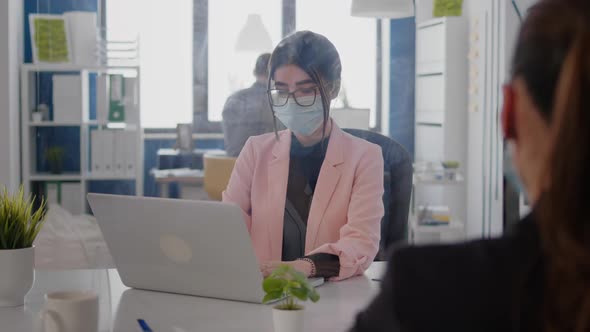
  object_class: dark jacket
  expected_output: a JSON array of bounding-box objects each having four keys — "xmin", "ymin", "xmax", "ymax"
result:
[{"xmin": 350, "ymin": 214, "xmax": 544, "ymax": 332}]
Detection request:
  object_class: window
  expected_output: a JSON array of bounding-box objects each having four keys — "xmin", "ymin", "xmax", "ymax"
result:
[
  {"xmin": 297, "ymin": 0, "xmax": 378, "ymax": 128},
  {"xmin": 207, "ymin": 0, "xmax": 282, "ymax": 122},
  {"xmin": 106, "ymin": 0, "xmax": 193, "ymax": 128},
  {"xmin": 108, "ymin": 0, "xmax": 381, "ymax": 131}
]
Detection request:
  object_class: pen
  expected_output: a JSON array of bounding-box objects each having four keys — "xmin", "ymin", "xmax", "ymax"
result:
[{"xmin": 137, "ymin": 319, "xmax": 153, "ymax": 332}]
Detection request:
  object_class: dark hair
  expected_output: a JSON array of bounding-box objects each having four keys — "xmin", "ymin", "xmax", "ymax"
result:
[
  {"xmin": 254, "ymin": 53, "xmax": 271, "ymax": 77},
  {"xmin": 512, "ymin": 1, "xmax": 590, "ymax": 331},
  {"xmin": 267, "ymin": 30, "xmax": 342, "ymax": 139}
]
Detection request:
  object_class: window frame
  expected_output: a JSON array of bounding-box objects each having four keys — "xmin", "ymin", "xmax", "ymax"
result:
[{"xmin": 123, "ymin": 0, "xmax": 384, "ymax": 133}]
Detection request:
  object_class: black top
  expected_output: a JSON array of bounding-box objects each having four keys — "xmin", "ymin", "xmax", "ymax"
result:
[
  {"xmin": 350, "ymin": 213, "xmax": 545, "ymax": 332},
  {"xmin": 281, "ymin": 135, "xmax": 340, "ymax": 278}
]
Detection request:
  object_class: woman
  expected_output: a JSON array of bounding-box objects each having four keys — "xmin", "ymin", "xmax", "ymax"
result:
[
  {"xmin": 223, "ymin": 31, "xmax": 384, "ymax": 281},
  {"xmin": 351, "ymin": 0, "xmax": 590, "ymax": 331}
]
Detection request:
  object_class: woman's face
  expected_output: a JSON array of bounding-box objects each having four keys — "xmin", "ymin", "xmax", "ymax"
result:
[{"xmin": 271, "ymin": 64, "xmax": 330, "ymax": 144}]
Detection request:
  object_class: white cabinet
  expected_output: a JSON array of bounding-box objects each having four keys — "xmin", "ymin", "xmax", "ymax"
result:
[{"xmin": 412, "ymin": 17, "xmax": 469, "ymax": 244}]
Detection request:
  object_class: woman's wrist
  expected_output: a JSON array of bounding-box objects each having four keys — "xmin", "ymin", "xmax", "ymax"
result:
[{"xmin": 296, "ymin": 258, "xmax": 316, "ymax": 277}]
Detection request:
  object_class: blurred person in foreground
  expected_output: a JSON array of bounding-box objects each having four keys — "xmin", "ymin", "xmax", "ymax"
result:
[{"xmin": 351, "ymin": 0, "xmax": 590, "ymax": 331}]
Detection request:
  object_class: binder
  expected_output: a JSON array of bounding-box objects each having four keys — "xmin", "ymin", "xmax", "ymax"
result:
[
  {"xmin": 100, "ymin": 130, "xmax": 115, "ymax": 175},
  {"xmin": 96, "ymin": 75, "xmax": 109, "ymax": 125},
  {"xmin": 124, "ymin": 77, "xmax": 139, "ymax": 125},
  {"xmin": 124, "ymin": 131, "xmax": 137, "ymax": 177},
  {"xmin": 52, "ymin": 75, "xmax": 82, "ymax": 122},
  {"xmin": 91, "ymin": 130, "xmax": 102, "ymax": 175},
  {"xmin": 114, "ymin": 131, "xmax": 126, "ymax": 176},
  {"xmin": 109, "ymin": 75, "xmax": 125, "ymax": 122}
]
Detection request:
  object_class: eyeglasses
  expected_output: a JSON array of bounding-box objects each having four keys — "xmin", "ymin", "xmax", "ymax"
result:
[{"xmin": 268, "ymin": 87, "xmax": 318, "ymax": 107}]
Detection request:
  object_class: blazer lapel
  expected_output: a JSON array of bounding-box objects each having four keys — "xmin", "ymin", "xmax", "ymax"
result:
[
  {"xmin": 267, "ymin": 131, "xmax": 291, "ymax": 261},
  {"xmin": 306, "ymin": 124, "xmax": 344, "ymax": 251}
]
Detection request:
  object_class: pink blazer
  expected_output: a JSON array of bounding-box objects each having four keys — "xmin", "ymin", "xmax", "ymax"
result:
[{"xmin": 222, "ymin": 123, "xmax": 384, "ymax": 280}]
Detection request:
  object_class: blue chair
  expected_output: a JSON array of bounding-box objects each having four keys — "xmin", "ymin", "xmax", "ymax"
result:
[{"xmin": 343, "ymin": 129, "xmax": 413, "ymax": 260}]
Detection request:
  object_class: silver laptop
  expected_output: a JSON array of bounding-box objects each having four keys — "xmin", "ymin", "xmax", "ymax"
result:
[{"xmin": 87, "ymin": 193, "xmax": 323, "ymax": 303}]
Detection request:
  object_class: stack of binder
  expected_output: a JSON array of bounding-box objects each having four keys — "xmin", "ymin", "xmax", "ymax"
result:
[{"xmin": 91, "ymin": 130, "xmax": 136, "ymax": 177}]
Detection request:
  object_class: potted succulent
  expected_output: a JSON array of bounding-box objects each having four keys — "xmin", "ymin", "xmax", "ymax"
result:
[
  {"xmin": 0, "ymin": 186, "xmax": 46, "ymax": 307},
  {"xmin": 45, "ymin": 146, "xmax": 65, "ymax": 174},
  {"xmin": 263, "ymin": 265, "xmax": 320, "ymax": 332}
]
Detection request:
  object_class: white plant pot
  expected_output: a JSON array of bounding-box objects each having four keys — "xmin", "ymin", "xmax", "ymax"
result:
[
  {"xmin": 0, "ymin": 247, "xmax": 35, "ymax": 307},
  {"xmin": 272, "ymin": 306, "xmax": 304, "ymax": 332},
  {"xmin": 31, "ymin": 112, "xmax": 43, "ymax": 123}
]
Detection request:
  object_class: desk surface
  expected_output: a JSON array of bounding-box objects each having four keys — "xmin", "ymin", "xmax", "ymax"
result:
[{"xmin": 1, "ymin": 263, "xmax": 386, "ymax": 332}]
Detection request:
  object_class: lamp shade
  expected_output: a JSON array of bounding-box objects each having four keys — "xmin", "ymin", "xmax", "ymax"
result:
[
  {"xmin": 235, "ymin": 14, "xmax": 273, "ymax": 52},
  {"xmin": 351, "ymin": 0, "xmax": 414, "ymax": 18}
]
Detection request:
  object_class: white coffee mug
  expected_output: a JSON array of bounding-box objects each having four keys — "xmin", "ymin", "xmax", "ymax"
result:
[{"xmin": 39, "ymin": 291, "xmax": 98, "ymax": 332}]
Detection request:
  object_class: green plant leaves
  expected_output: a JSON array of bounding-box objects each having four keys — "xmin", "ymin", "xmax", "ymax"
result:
[
  {"xmin": 262, "ymin": 291, "xmax": 283, "ymax": 304},
  {"xmin": 263, "ymin": 277, "xmax": 287, "ymax": 293},
  {"xmin": 0, "ymin": 186, "xmax": 47, "ymax": 249},
  {"xmin": 261, "ymin": 264, "xmax": 321, "ymax": 307}
]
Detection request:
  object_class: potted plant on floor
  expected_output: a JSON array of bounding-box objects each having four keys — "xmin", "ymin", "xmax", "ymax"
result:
[
  {"xmin": 0, "ymin": 186, "xmax": 46, "ymax": 307},
  {"xmin": 263, "ymin": 265, "xmax": 320, "ymax": 332},
  {"xmin": 45, "ymin": 146, "xmax": 65, "ymax": 174}
]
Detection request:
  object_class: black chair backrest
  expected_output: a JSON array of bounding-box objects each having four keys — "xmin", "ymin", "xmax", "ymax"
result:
[{"xmin": 343, "ymin": 129, "xmax": 413, "ymax": 260}]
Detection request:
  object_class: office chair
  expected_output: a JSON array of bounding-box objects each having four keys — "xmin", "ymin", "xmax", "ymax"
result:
[
  {"xmin": 343, "ymin": 129, "xmax": 413, "ymax": 260},
  {"xmin": 203, "ymin": 154, "xmax": 237, "ymax": 201}
]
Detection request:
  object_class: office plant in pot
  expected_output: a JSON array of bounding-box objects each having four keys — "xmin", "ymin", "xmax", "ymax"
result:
[
  {"xmin": 0, "ymin": 187, "xmax": 46, "ymax": 307},
  {"xmin": 263, "ymin": 265, "xmax": 320, "ymax": 332},
  {"xmin": 45, "ymin": 146, "xmax": 65, "ymax": 174}
]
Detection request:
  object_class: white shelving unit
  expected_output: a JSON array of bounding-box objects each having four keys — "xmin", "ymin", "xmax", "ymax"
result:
[
  {"xmin": 411, "ymin": 17, "xmax": 469, "ymax": 244},
  {"xmin": 410, "ymin": 174, "xmax": 467, "ymax": 244},
  {"xmin": 20, "ymin": 64, "xmax": 143, "ymax": 214}
]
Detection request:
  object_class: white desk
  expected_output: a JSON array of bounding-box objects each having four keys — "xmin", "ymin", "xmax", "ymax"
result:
[{"xmin": 1, "ymin": 263, "xmax": 386, "ymax": 332}]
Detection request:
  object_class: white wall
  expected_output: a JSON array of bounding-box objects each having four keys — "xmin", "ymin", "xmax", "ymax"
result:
[{"xmin": 0, "ymin": 0, "xmax": 23, "ymax": 192}]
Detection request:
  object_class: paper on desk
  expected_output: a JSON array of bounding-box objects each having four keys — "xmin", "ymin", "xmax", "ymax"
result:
[{"xmin": 433, "ymin": 0, "xmax": 463, "ymax": 17}]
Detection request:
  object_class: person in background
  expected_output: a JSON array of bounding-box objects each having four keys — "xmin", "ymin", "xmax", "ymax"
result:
[
  {"xmin": 350, "ymin": 0, "xmax": 590, "ymax": 331},
  {"xmin": 223, "ymin": 31, "xmax": 384, "ymax": 281},
  {"xmin": 222, "ymin": 53, "xmax": 275, "ymax": 157}
]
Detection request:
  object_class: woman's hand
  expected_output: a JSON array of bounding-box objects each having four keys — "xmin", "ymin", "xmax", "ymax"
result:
[{"xmin": 261, "ymin": 260, "xmax": 313, "ymax": 277}]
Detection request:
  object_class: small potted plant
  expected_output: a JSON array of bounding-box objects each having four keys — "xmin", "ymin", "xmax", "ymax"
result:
[
  {"xmin": 31, "ymin": 104, "xmax": 49, "ymax": 123},
  {"xmin": 31, "ymin": 109, "xmax": 43, "ymax": 123},
  {"xmin": 263, "ymin": 265, "xmax": 320, "ymax": 332},
  {"xmin": 0, "ymin": 186, "xmax": 46, "ymax": 307},
  {"xmin": 45, "ymin": 146, "xmax": 65, "ymax": 174}
]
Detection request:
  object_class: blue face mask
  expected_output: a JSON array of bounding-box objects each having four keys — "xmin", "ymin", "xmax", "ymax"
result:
[
  {"xmin": 273, "ymin": 96, "xmax": 325, "ymax": 136},
  {"xmin": 504, "ymin": 143, "xmax": 528, "ymax": 199}
]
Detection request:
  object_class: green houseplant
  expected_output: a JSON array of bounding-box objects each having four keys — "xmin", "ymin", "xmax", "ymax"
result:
[
  {"xmin": 263, "ymin": 265, "xmax": 320, "ymax": 332},
  {"xmin": 45, "ymin": 146, "xmax": 65, "ymax": 174},
  {"xmin": 0, "ymin": 186, "xmax": 47, "ymax": 307}
]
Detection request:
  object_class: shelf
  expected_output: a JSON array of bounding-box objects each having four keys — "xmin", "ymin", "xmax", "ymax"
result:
[
  {"xmin": 414, "ymin": 174, "xmax": 464, "ymax": 185},
  {"xmin": 86, "ymin": 173, "xmax": 137, "ymax": 180},
  {"xmin": 412, "ymin": 221, "xmax": 465, "ymax": 233},
  {"xmin": 29, "ymin": 173, "xmax": 82, "ymax": 181},
  {"xmin": 28, "ymin": 121, "xmax": 97, "ymax": 127},
  {"xmin": 21, "ymin": 63, "xmax": 139, "ymax": 72}
]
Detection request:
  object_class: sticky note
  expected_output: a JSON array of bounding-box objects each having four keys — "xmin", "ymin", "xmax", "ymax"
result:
[{"xmin": 433, "ymin": 0, "xmax": 464, "ymax": 17}]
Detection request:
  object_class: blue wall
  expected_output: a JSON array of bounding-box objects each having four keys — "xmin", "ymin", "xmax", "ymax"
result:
[{"xmin": 389, "ymin": 17, "xmax": 416, "ymax": 159}]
